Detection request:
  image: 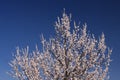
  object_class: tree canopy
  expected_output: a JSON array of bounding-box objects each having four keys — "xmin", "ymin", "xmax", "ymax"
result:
[{"xmin": 9, "ymin": 11, "xmax": 112, "ymax": 80}]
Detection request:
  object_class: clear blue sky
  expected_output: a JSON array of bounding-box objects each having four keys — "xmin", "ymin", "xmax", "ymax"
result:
[{"xmin": 0, "ymin": 0, "xmax": 120, "ymax": 80}]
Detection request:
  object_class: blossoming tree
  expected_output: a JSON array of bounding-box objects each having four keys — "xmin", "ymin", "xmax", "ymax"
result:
[{"xmin": 9, "ymin": 11, "xmax": 112, "ymax": 80}]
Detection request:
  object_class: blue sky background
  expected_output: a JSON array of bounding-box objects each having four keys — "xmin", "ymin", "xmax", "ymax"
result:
[{"xmin": 0, "ymin": 0, "xmax": 120, "ymax": 80}]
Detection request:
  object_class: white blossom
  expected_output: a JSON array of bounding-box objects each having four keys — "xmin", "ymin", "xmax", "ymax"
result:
[{"xmin": 9, "ymin": 11, "xmax": 112, "ymax": 80}]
